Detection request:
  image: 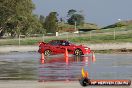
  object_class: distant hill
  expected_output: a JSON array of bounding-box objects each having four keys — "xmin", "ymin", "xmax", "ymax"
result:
[
  {"xmin": 58, "ymin": 22, "xmax": 100, "ymax": 32},
  {"xmin": 102, "ymin": 20, "xmax": 132, "ymax": 29}
]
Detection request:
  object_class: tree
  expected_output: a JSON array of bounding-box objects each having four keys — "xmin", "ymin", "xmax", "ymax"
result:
[
  {"xmin": 0, "ymin": 0, "xmax": 43, "ymax": 37},
  {"xmin": 25, "ymin": 15, "xmax": 44, "ymax": 35},
  {"xmin": 68, "ymin": 14, "xmax": 84, "ymax": 25},
  {"xmin": 67, "ymin": 9, "xmax": 85, "ymax": 26},
  {"xmin": 44, "ymin": 12, "xmax": 58, "ymax": 33},
  {"xmin": 39, "ymin": 15, "xmax": 45, "ymax": 31},
  {"xmin": 0, "ymin": 0, "xmax": 16, "ymax": 37},
  {"xmin": 39, "ymin": 15, "xmax": 45, "ymax": 24},
  {"xmin": 67, "ymin": 9, "xmax": 77, "ymax": 18}
]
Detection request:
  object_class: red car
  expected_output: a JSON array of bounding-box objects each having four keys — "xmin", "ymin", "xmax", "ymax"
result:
[{"xmin": 38, "ymin": 40, "xmax": 91, "ymax": 56}]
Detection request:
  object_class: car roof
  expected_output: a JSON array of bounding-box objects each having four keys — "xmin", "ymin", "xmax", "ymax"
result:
[{"xmin": 51, "ymin": 40, "xmax": 67, "ymax": 42}]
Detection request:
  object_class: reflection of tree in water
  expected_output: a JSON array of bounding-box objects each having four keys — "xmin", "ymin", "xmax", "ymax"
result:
[{"xmin": 0, "ymin": 61, "xmax": 37, "ymax": 80}]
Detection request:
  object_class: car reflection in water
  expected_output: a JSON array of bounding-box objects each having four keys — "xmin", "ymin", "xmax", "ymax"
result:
[{"xmin": 39, "ymin": 55, "xmax": 92, "ymax": 82}]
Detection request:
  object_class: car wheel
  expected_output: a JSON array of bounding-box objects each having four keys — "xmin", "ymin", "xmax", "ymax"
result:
[
  {"xmin": 74, "ymin": 49, "xmax": 83, "ymax": 56},
  {"xmin": 44, "ymin": 50, "xmax": 51, "ymax": 56}
]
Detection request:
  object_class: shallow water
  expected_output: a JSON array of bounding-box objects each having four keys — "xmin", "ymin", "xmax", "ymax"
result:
[{"xmin": 0, "ymin": 52, "xmax": 132, "ymax": 81}]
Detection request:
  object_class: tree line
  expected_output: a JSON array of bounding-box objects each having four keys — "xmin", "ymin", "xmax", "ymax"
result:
[{"xmin": 0, "ymin": 0, "xmax": 85, "ymax": 38}]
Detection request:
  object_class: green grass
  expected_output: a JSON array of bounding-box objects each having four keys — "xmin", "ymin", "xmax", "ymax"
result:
[
  {"xmin": 0, "ymin": 27, "xmax": 132, "ymax": 45},
  {"xmin": 0, "ymin": 34, "xmax": 131, "ymax": 46}
]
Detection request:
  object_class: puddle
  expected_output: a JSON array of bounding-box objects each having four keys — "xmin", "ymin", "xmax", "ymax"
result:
[{"xmin": 0, "ymin": 52, "xmax": 132, "ymax": 81}]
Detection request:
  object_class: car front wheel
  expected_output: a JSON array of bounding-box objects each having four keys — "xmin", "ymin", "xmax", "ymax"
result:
[
  {"xmin": 74, "ymin": 49, "xmax": 83, "ymax": 56},
  {"xmin": 44, "ymin": 50, "xmax": 51, "ymax": 56}
]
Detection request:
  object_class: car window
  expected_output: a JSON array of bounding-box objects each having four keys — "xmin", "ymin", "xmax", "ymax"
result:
[
  {"xmin": 49, "ymin": 40, "xmax": 60, "ymax": 46},
  {"xmin": 61, "ymin": 41, "xmax": 69, "ymax": 46}
]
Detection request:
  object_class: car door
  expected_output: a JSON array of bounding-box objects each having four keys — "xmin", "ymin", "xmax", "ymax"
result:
[
  {"xmin": 59, "ymin": 40, "xmax": 73, "ymax": 54},
  {"xmin": 49, "ymin": 40, "xmax": 64, "ymax": 54}
]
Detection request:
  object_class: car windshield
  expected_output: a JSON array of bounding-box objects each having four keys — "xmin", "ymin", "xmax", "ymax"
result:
[
  {"xmin": 49, "ymin": 40, "xmax": 73, "ymax": 46},
  {"xmin": 61, "ymin": 41, "xmax": 69, "ymax": 46},
  {"xmin": 49, "ymin": 40, "xmax": 60, "ymax": 46},
  {"xmin": 67, "ymin": 41, "xmax": 74, "ymax": 45},
  {"xmin": 60, "ymin": 40, "xmax": 74, "ymax": 46}
]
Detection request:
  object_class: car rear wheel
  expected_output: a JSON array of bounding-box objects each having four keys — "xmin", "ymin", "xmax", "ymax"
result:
[
  {"xmin": 74, "ymin": 49, "xmax": 83, "ymax": 56},
  {"xmin": 44, "ymin": 50, "xmax": 51, "ymax": 56}
]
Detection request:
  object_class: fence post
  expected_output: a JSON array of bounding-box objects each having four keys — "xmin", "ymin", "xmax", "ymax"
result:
[{"xmin": 19, "ymin": 35, "xmax": 20, "ymax": 46}]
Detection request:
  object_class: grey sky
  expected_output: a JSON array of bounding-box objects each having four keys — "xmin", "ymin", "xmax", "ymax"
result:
[{"xmin": 32, "ymin": 0, "xmax": 132, "ymax": 27}]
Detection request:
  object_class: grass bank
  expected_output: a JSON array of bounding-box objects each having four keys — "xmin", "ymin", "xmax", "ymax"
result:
[
  {"xmin": 0, "ymin": 26, "xmax": 132, "ymax": 46},
  {"xmin": 0, "ymin": 32, "xmax": 132, "ymax": 46}
]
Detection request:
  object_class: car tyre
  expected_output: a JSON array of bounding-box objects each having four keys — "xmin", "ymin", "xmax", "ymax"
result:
[
  {"xmin": 74, "ymin": 49, "xmax": 83, "ymax": 56},
  {"xmin": 44, "ymin": 50, "xmax": 51, "ymax": 56}
]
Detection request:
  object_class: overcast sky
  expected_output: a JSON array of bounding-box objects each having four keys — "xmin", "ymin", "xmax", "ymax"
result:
[{"xmin": 32, "ymin": 0, "xmax": 132, "ymax": 27}]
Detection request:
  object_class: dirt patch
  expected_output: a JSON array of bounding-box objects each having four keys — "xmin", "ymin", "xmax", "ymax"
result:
[
  {"xmin": 0, "ymin": 45, "xmax": 38, "ymax": 53},
  {"xmin": 0, "ymin": 43, "xmax": 132, "ymax": 53}
]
